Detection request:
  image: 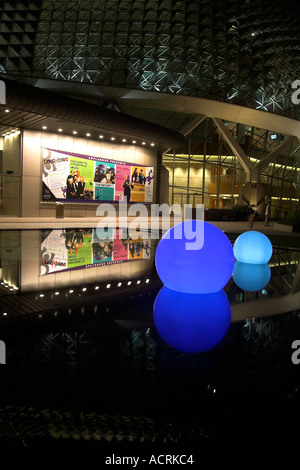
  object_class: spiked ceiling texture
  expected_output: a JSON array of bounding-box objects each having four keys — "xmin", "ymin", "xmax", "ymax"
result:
[{"xmin": 0, "ymin": 0, "xmax": 299, "ymax": 120}]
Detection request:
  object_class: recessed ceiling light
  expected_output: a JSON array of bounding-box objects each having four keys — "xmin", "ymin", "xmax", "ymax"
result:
[
  {"xmin": 132, "ymin": 140, "xmax": 136, "ymax": 144},
  {"xmin": 42, "ymin": 126, "xmax": 47, "ymax": 130},
  {"xmin": 122, "ymin": 139, "xmax": 126, "ymax": 142},
  {"xmin": 111, "ymin": 137, "xmax": 115, "ymax": 141},
  {"xmin": 142, "ymin": 142, "xmax": 146, "ymax": 145},
  {"xmin": 151, "ymin": 143, "xmax": 155, "ymax": 146},
  {"xmin": 73, "ymin": 130, "xmax": 77, "ymax": 134},
  {"xmin": 3, "ymin": 312, "xmax": 7, "ymax": 316},
  {"xmin": 86, "ymin": 133, "xmax": 91, "ymax": 137},
  {"xmin": 4, "ymin": 109, "xmax": 9, "ymax": 113},
  {"xmin": 99, "ymin": 135, "xmax": 103, "ymax": 139},
  {"xmin": 58, "ymin": 128, "xmax": 63, "ymax": 132}
]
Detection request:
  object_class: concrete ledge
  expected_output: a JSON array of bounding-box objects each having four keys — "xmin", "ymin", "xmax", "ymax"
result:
[{"xmin": 273, "ymin": 222, "xmax": 293, "ymax": 232}]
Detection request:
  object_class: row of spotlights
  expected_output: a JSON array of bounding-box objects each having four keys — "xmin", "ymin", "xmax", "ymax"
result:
[
  {"xmin": 41, "ymin": 126, "xmax": 155, "ymax": 146},
  {"xmin": 1, "ymin": 278, "xmax": 151, "ymax": 317},
  {"xmin": 38, "ymin": 278, "xmax": 150, "ymax": 297}
]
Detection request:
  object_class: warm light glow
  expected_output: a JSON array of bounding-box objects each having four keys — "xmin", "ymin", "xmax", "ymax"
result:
[{"xmin": 58, "ymin": 128, "xmax": 63, "ymax": 132}]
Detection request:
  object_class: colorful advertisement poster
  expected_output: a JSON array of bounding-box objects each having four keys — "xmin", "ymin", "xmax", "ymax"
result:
[
  {"xmin": 92, "ymin": 227, "xmax": 113, "ymax": 263},
  {"xmin": 41, "ymin": 148, "xmax": 154, "ymax": 204},
  {"xmin": 66, "ymin": 229, "xmax": 92, "ymax": 269},
  {"xmin": 113, "ymin": 228, "xmax": 129, "ymax": 261},
  {"xmin": 131, "ymin": 166, "xmax": 146, "ymax": 202},
  {"xmin": 145, "ymin": 167, "xmax": 155, "ymax": 202},
  {"xmin": 115, "ymin": 164, "xmax": 132, "ymax": 202},
  {"xmin": 40, "ymin": 228, "xmax": 153, "ymax": 275},
  {"xmin": 128, "ymin": 230, "xmax": 145, "ymax": 260}
]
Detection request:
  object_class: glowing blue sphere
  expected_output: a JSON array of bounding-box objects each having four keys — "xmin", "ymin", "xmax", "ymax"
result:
[
  {"xmin": 153, "ymin": 287, "xmax": 231, "ymax": 353},
  {"xmin": 233, "ymin": 231, "xmax": 272, "ymax": 264},
  {"xmin": 233, "ymin": 261, "xmax": 271, "ymax": 292},
  {"xmin": 155, "ymin": 221, "xmax": 234, "ymax": 293}
]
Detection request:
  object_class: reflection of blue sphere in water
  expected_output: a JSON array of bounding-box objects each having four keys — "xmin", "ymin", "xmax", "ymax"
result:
[
  {"xmin": 233, "ymin": 261, "xmax": 271, "ymax": 292},
  {"xmin": 153, "ymin": 287, "xmax": 231, "ymax": 353},
  {"xmin": 155, "ymin": 221, "xmax": 235, "ymax": 293},
  {"xmin": 233, "ymin": 231, "xmax": 273, "ymax": 264}
]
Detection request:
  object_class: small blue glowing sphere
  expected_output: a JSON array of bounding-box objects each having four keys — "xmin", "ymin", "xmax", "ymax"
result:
[
  {"xmin": 155, "ymin": 221, "xmax": 234, "ymax": 293},
  {"xmin": 233, "ymin": 261, "xmax": 271, "ymax": 292},
  {"xmin": 233, "ymin": 231, "xmax": 272, "ymax": 264},
  {"xmin": 153, "ymin": 287, "xmax": 231, "ymax": 353}
]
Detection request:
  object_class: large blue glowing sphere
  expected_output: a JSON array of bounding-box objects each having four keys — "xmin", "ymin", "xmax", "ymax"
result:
[
  {"xmin": 155, "ymin": 221, "xmax": 234, "ymax": 293},
  {"xmin": 233, "ymin": 231, "xmax": 272, "ymax": 264},
  {"xmin": 153, "ymin": 287, "xmax": 231, "ymax": 353},
  {"xmin": 233, "ymin": 261, "xmax": 271, "ymax": 292}
]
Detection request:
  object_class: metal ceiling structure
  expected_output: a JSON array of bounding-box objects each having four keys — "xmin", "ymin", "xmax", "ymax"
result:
[{"xmin": 0, "ymin": 0, "xmax": 299, "ymax": 119}]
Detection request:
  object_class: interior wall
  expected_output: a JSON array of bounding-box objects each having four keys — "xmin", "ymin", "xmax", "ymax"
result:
[
  {"xmin": 21, "ymin": 130, "xmax": 157, "ymax": 218},
  {"xmin": 0, "ymin": 132, "xmax": 21, "ymax": 216}
]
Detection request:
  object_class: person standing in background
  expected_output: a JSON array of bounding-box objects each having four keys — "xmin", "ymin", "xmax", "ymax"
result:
[{"xmin": 264, "ymin": 201, "xmax": 271, "ymax": 226}]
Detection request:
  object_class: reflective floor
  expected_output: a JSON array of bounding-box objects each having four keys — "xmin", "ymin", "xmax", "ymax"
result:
[{"xmin": 0, "ymin": 227, "xmax": 300, "ymax": 451}]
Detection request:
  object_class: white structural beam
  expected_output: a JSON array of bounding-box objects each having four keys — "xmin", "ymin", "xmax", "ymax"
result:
[
  {"xmin": 250, "ymin": 136, "xmax": 297, "ymax": 181},
  {"xmin": 162, "ymin": 114, "xmax": 206, "ymax": 155},
  {"xmin": 212, "ymin": 117, "xmax": 253, "ymax": 176},
  {"xmin": 180, "ymin": 114, "xmax": 207, "ymax": 136}
]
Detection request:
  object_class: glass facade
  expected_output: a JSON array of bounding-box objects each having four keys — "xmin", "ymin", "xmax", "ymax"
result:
[{"xmin": 163, "ymin": 118, "xmax": 300, "ymax": 218}]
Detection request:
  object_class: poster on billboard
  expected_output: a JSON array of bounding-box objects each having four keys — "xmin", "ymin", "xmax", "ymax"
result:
[{"xmin": 41, "ymin": 148, "xmax": 154, "ymax": 204}]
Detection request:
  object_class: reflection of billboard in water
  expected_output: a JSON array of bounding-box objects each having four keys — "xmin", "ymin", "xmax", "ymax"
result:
[
  {"xmin": 40, "ymin": 228, "xmax": 152, "ymax": 275},
  {"xmin": 41, "ymin": 148, "xmax": 155, "ymax": 203}
]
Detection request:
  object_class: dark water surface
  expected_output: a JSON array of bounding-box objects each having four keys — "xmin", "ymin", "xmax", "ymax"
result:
[{"xmin": 0, "ymin": 228, "xmax": 300, "ymax": 451}]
